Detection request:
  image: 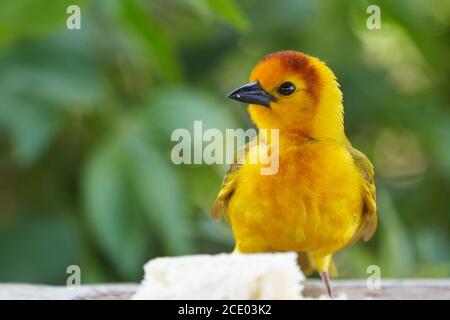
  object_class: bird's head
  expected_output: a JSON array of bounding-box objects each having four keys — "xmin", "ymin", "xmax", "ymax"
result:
[{"xmin": 228, "ymin": 50, "xmax": 344, "ymax": 140}]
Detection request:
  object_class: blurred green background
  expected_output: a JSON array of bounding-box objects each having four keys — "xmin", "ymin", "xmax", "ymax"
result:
[{"xmin": 0, "ymin": 0, "xmax": 449, "ymax": 284}]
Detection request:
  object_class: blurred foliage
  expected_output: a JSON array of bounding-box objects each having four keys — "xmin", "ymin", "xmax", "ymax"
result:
[{"xmin": 0, "ymin": 0, "xmax": 449, "ymax": 284}]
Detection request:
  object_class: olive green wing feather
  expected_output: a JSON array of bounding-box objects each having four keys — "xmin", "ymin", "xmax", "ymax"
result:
[
  {"xmin": 348, "ymin": 146, "xmax": 377, "ymax": 242},
  {"xmin": 211, "ymin": 140, "xmax": 254, "ymax": 222},
  {"xmin": 211, "ymin": 160, "xmax": 241, "ymax": 222}
]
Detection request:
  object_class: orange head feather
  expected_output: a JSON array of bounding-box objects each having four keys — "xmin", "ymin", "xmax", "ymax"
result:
[{"xmin": 229, "ymin": 50, "xmax": 345, "ymax": 141}]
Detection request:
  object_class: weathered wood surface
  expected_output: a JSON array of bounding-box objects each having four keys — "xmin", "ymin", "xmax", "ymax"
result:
[{"xmin": 0, "ymin": 280, "xmax": 448, "ymax": 300}]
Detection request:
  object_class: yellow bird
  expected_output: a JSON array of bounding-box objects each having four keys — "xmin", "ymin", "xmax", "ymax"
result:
[{"xmin": 212, "ymin": 50, "xmax": 377, "ymax": 297}]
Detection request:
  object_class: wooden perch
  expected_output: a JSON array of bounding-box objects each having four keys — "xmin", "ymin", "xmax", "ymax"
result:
[
  {"xmin": 0, "ymin": 253, "xmax": 448, "ymax": 300},
  {"xmin": 0, "ymin": 280, "xmax": 449, "ymax": 300}
]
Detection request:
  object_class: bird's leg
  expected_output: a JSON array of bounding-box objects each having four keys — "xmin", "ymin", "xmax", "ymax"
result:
[
  {"xmin": 312, "ymin": 254, "xmax": 334, "ymax": 298},
  {"xmin": 320, "ymin": 271, "xmax": 333, "ymax": 298}
]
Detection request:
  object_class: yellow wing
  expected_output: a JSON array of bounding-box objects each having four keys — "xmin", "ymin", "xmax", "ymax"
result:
[
  {"xmin": 211, "ymin": 139, "xmax": 254, "ymax": 222},
  {"xmin": 348, "ymin": 146, "xmax": 378, "ymax": 242},
  {"xmin": 211, "ymin": 160, "xmax": 241, "ymax": 222}
]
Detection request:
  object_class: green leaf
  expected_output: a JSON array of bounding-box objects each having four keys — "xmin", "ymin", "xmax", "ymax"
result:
[
  {"xmin": 82, "ymin": 140, "xmax": 150, "ymax": 280},
  {"xmin": 0, "ymin": 32, "xmax": 105, "ymax": 166},
  {"xmin": 0, "ymin": 0, "xmax": 89, "ymax": 44},
  {"xmin": 121, "ymin": 0, "xmax": 182, "ymax": 82},
  {"xmin": 203, "ymin": 0, "xmax": 250, "ymax": 31},
  {"xmin": 182, "ymin": 166, "xmax": 224, "ymax": 212},
  {"xmin": 196, "ymin": 215, "xmax": 234, "ymax": 248},
  {"xmin": 378, "ymin": 189, "xmax": 415, "ymax": 277},
  {"xmin": 0, "ymin": 34, "xmax": 105, "ymax": 110},
  {"xmin": 83, "ymin": 125, "xmax": 194, "ymax": 278},
  {"xmin": 125, "ymin": 132, "xmax": 194, "ymax": 255},
  {"xmin": 0, "ymin": 214, "xmax": 81, "ymax": 284},
  {"xmin": 145, "ymin": 87, "xmax": 238, "ymax": 140},
  {"xmin": 0, "ymin": 97, "xmax": 60, "ymax": 166},
  {"xmin": 142, "ymin": 87, "xmax": 239, "ymax": 213}
]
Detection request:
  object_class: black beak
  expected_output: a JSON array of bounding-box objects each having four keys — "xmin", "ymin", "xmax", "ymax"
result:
[{"xmin": 227, "ymin": 81, "xmax": 277, "ymax": 108}]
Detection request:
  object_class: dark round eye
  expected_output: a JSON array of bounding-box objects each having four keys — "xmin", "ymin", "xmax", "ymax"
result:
[{"xmin": 277, "ymin": 81, "xmax": 296, "ymax": 96}]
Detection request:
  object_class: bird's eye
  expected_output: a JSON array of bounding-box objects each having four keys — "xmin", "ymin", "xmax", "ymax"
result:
[{"xmin": 277, "ymin": 81, "xmax": 296, "ymax": 96}]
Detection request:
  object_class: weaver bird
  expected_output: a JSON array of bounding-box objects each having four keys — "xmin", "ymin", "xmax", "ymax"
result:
[{"xmin": 212, "ymin": 50, "xmax": 377, "ymax": 297}]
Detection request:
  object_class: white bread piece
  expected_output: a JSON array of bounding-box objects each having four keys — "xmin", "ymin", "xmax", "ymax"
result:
[{"xmin": 132, "ymin": 252, "xmax": 304, "ymax": 300}]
